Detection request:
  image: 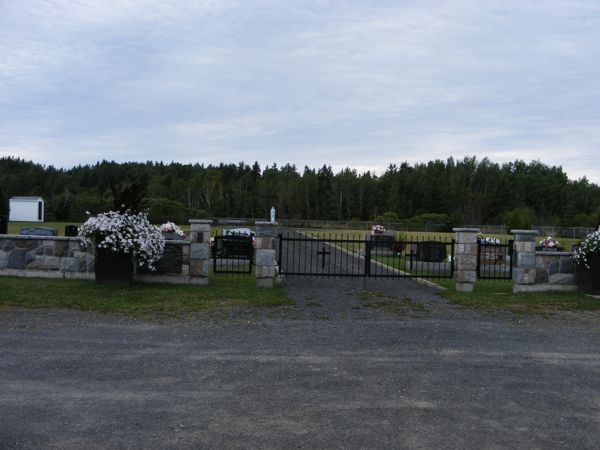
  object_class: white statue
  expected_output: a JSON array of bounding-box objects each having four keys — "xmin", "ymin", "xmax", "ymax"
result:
[{"xmin": 270, "ymin": 206, "xmax": 276, "ymax": 223}]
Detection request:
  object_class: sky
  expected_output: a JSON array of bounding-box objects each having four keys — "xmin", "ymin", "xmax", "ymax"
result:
[{"xmin": 1, "ymin": 0, "xmax": 600, "ymax": 182}]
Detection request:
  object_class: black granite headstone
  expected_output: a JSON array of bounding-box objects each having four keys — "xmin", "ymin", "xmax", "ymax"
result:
[
  {"xmin": 370, "ymin": 234, "xmax": 394, "ymax": 249},
  {"xmin": 64, "ymin": 225, "xmax": 79, "ymax": 237},
  {"xmin": 412, "ymin": 241, "xmax": 447, "ymax": 262},
  {"xmin": 0, "ymin": 215, "xmax": 7, "ymax": 234}
]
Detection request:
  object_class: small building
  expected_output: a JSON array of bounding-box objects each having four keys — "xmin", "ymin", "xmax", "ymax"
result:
[{"xmin": 9, "ymin": 196, "xmax": 45, "ymax": 222}]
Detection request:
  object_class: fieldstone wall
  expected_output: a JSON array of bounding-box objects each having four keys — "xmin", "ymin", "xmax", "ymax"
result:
[
  {"xmin": 513, "ymin": 230, "xmax": 576, "ymax": 292},
  {"xmin": 533, "ymin": 251, "xmax": 576, "ymax": 291},
  {"xmin": 0, "ymin": 235, "xmax": 198, "ymax": 284},
  {"xmin": 0, "ymin": 236, "xmax": 94, "ymax": 279}
]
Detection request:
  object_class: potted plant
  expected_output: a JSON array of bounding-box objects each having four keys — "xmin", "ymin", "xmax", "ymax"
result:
[
  {"xmin": 572, "ymin": 229, "xmax": 600, "ymax": 294},
  {"xmin": 79, "ymin": 210, "xmax": 165, "ymax": 284},
  {"xmin": 78, "ymin": 177, "xmax": 164, "ymax": 284}
]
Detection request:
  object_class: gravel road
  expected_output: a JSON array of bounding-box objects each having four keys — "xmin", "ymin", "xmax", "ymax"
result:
[{"xmin": 1, "ymin": 275, "xmax": 599, "ymax": 449}]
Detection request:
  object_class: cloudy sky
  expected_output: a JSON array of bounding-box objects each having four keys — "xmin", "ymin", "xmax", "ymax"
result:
[{"xmin": 1, "ymin": 0, "xmax": 599, "ymax": 181}]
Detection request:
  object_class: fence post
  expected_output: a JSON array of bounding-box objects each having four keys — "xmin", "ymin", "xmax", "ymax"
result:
[
  {"xmin": 453, "ymin": 228, "xmax": 479, "ymax": 292},
  {"xmin": 511, "ymin": 229, "xmax": 538, "ymax": 293},
  {"xmin": 189, "ymin": 219, "xmax": 211, "ymax": 285},
  {"xmin": 255, "ymin": 221, "xmax": 278, "ymax": 288}
]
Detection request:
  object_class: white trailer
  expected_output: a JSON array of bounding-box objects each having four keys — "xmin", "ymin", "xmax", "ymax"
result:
[{"xmin": 9, "ymin": 196, "xmax": 45, "ymax": 222}]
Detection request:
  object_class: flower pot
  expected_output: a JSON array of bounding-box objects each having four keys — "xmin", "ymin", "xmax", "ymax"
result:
[
  {"xmin": 575, "ymin": 254, "xmax": 600, "ymax": 295},
  {"xmin": 95, "ymin": 247, "xmax": 133, "ymax": 285}
]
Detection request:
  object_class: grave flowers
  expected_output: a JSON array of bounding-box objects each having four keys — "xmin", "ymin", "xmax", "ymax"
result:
[
  {"xmin": 160, "ymin": 221, "xmax": 185, "ymax": 239},
  {"xmin": 79, "ymin": 210, "xmax": 165, "ymax": 284},
  {"xmin": 539, "ymin": 236, "xmax": 560, "ymax": 250},
  {"xmin": 478, "ymin": 234, "xmax": 501, "ymax": 245},
  {"xmin": 371, "ymin": 224, "xmax": 386, "ymax": 234},
  {"xmin": 572, "ymin": 228, "xmax": 600, "ymax": 294}
]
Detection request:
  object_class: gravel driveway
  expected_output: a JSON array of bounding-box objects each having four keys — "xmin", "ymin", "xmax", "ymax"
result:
[{"xmin": 1, "ymin": 276, "xmax": 599, "ymax": 449}]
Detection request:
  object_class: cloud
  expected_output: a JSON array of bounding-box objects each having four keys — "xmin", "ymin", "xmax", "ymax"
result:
[{"xmin": 1, "ymin": 0, "xmax": 599, "ymax": 183}]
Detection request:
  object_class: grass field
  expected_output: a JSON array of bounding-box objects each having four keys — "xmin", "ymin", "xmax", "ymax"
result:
[
  {"xmin": 0, "ymin": 275, "xmax": 291, "ymax": 316},
  {"xmin": 435, "ymin": 278, "xmax": 600, "ymax": 314},
  {"xmin": 297, "ymin": 228, "xmax": 581, "ymax": 250}
]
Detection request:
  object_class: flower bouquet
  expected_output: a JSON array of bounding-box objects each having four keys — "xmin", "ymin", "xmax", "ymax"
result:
[
  {"xmin": 159, "ymin": 221, "xmax": 185, "ymax": 239},
  {"xmin": 372, "ymin": 224, "xmax": 386, "ymax": 234}
]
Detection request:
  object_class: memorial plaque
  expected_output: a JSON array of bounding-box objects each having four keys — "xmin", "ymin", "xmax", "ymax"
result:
[{"xmin": 20, "ymin": 227, "xmax": 58, "ymax": 237}]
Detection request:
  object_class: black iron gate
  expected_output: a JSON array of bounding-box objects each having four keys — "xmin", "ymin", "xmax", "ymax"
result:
[
  {"xmin": 477, "ymin": 240, "xmax": 513, "ymax": 280},
  {"xmin": 278, "ymin": 231, "xmax": 454, "ymax": 279},
  {"xmin": 212, "ymin": 234, "xmax": 254, "ymax": 275}
]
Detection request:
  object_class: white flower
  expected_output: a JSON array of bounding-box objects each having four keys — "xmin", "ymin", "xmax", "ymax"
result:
[
  {"xmin": 78, "ymin": 210, "xmax": 165, "ymax": 270},
  {"xmin": 572, "ymin": 230, "xmax": 600, "ymax": 269}
]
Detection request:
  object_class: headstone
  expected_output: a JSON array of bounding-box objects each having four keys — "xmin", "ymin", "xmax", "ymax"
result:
[
  {"xmin": 64, "ymin": 225, "xmax": 79, "ymax": 237},
  {"xmin": 369, "ymin": 234, "xmax": 394, "ymax": 249},
  {"xmin": 411, "ymin": 241, "xmax": 447, "ymax": 262},
  {"xmin": 0, "ymin": 215, "xmax": 7, "ymax": 234},
  {"xmin": 20, "ymin": 227, "xmax": 58, "ymax": 237}
]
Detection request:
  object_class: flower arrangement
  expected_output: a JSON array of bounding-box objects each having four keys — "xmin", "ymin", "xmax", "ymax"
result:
[
  {"xmin": 572, "ymin": 229, "xmax": 600, "ymax": 269},
  {"xmin": 478, "ymin": 234, "xmax": 501, "ymax": 244},
  {"xmin": 159, "ymin": 221, "xmax": 185, "ymax": 237},
  {"xmin": 372, "ymin": 224, "xmax": 386, "ymax": 234},
  {"xmin": 79, "ymin": 210, "xmax": 165, "ymax": 270},
  {"xmin": 539, "ymin": 236, "xmax": 560, "ymax": 249}
]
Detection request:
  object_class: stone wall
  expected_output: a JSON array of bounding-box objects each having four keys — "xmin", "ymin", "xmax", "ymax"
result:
[
  {"xmin": 0, "ymin": 235, "xmax": 94, "ymax": 279},
  {"xmin": 0, "ymin": 235, "xmax": 197, "ymax": 283},
  {"xmin": 512, "ymin": 230, "xmax": 576, "ymax": 292},
  {"xmin": 533, "ymin": 251, "xmax": 576, "ymax": 290}
]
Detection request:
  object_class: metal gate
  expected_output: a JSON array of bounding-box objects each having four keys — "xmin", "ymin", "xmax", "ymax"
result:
[
  {"xmin": 212, "ymin": 234, "xmax": 254, "ymax": 275},
  {"xmin": 477, "ymin": 240, "xmax": 513, "ymax": 280},
  {"xmin": 278, "ymin": 231, "xmax": 454, "ymax": 279}
]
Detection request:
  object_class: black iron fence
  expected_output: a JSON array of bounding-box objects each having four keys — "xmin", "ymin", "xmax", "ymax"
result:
[
  {"xmin": 278, "ymin": 231, "xmax": 454, "ymax": 279},
  {"xmin": 211, "ymin": 232, "xmax": 254, "ymax": 275},
  {"xmin": 477, "ymin": 239, "xmax": 513, "ymax": 280}
]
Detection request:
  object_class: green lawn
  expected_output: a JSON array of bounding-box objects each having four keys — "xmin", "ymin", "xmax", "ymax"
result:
[
  {"xmin": 0, "ymin": 275, "xmax": 291, "ymax": 316},
  {"xmin": 437, "ymin": 279, "xmax": 600, "ymax": 314}
]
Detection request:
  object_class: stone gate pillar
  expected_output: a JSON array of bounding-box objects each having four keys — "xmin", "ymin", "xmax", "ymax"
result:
[
  {"xmin": 512, "ymin": 230, "xmax": 538, "ymax": 293},
  {"xmin": 255, "ymin": 221, "xmax": 278, "ymax": 288},
  {"xmin": 453, "ymin": 228, "xmax": 479, "ymax": 292},
  {"xmin": 189, "ymin": 219, "xmax": 211, "ymax": 285}
]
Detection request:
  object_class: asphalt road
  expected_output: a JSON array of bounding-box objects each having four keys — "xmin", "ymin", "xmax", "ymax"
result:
[{"xmin": 1, "ymin": 276, "xmax": 599, "ymax": 449}]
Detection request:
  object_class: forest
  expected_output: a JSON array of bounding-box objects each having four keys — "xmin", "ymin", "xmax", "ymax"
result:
[{"xmin": 1, "ymin": 156, "xmax": 600, "ymax": 229}]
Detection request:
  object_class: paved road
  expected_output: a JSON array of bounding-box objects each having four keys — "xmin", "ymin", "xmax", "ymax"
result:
[{"xmin": 1, "ymin": 276, "xmax": 599, "ymax": 449}]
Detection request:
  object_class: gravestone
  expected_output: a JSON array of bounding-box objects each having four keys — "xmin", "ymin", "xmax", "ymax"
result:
[
  {"xmin": 365, "ymin": 230, "xmax": 396, "ymax": 251},
  {"xmin": 411, "ymin": 241, "xmax": 447, "ymax": 262},
  {"xmin": 20, "ymin": 227, "xmax": 58, "ymax": 237},
  {"xmin": 369, "ymin": 234, "xmax": 394, "ymax": 249},
  {"xmin": 64, "ymin": 225, "xmax": 79, "ymax": 237},
  {"xmin": 0, "ymin": 215, "xmax": 7, "ymax": 234}
]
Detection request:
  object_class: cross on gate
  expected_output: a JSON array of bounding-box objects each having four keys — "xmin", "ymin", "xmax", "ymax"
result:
[{"xmin": 317, "ymin": 245, "xmax": 331, "ymax": 269}]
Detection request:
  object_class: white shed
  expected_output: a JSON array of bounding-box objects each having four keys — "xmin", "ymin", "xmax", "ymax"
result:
[{"xmin": 9, "ymin": 196, "xmax": 45, "ymax": 222}]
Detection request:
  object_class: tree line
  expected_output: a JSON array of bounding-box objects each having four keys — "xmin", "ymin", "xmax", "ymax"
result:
[{"xmin": 1, "ymin": 156, "xmax": 599, "ymax": 229}]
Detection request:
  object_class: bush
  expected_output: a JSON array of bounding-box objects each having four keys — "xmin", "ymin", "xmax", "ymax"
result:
[
  {"xmin": 375, "ymin": 211, "xmax": 400, "ymax": 223},
  {"xmin": 147, "ymin": 198, "xmax": 188, "ymax": 224},
  {"xmin": 505, "ymin": 207, "xmax": 534, "ymax": 231}
]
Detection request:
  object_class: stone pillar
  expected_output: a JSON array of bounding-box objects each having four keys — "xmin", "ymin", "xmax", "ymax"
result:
[
  {"xmin": 189, "ymin": 219, "xmax": 211, "ymax": 285},
  {"xmin": 255, "ymin": 221, "xmax": 278, "ymax": 288},
  {"xmin": 453, "ymin": 228, "xmax": 479, "ymax": 292},
  {"xmin": 512, "ymin": 230, "xmax": 538, "ymax": 293}
]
